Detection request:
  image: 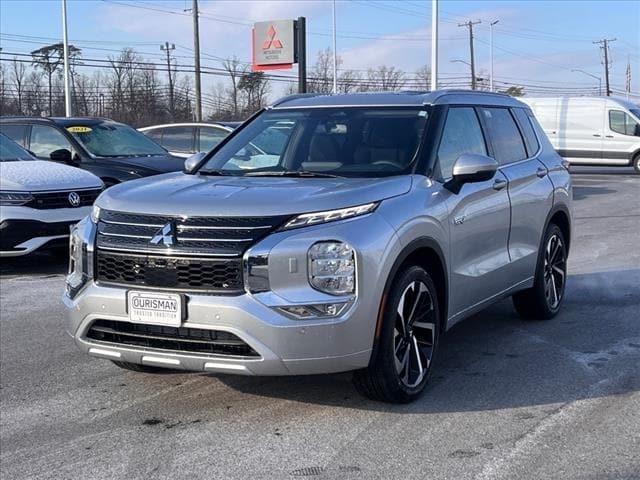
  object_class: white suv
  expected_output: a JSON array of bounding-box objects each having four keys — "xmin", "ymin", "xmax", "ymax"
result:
[{"xmin": 0, "ymin": 133, "xmax": 103, "ymax": 256}]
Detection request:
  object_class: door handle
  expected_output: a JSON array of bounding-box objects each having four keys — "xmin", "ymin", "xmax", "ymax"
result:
[
  {"xmin": 605, "ymin": 135, "xmax": 614, "ymax": 138},
  {"xmin": 592, "ymin": 134, "xmax": 601, "ymax": 137},
  {"xmin": 536, "ymin": 167, "xmax": 548, "ymax": 178},
  {"xmin": 493, "ymin": 179, "xmax": 507, "ymax": 191}
]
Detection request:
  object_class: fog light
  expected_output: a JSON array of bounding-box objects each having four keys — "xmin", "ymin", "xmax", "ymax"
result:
[
  {"xmin": 278, "ymin": 302, "xmax": 350, "ymax": 319},
  {"xmin": 308, "ymin": 241, "xmax": 355, "ymax": 295}
]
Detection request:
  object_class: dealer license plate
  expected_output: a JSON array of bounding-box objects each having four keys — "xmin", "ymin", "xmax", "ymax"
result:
[{"xmin": 127, "ymin": 291, "xmax": 183, "ymax": 327}]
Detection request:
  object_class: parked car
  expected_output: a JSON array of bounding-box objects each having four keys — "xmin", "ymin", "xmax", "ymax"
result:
[
  {"xmin": 139, "ymin": 122, "xmax": 235, "ymax": 158},
  {"xmin": 0, "ymin": 117, "xmax": 185, "ymax": 186},
  {"xmin": 0, "ymin": 133, "xmax": 103, "ymax": 257},
  {"xmin": 139, "ymin": 121, "xmax": 291, "ymax": 159},
  {"xmin": 64, "ymin": 90, "xmax": 572, "ymax": 403},
  {"xmin": 521, "ymin": 96, "xmax": 640, "ymax": 172}
]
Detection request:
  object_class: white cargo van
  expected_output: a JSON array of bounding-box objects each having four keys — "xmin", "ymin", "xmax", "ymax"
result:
[{"xmin": 521, "ymin": 97, "xmax": 640, "ymax": 172}]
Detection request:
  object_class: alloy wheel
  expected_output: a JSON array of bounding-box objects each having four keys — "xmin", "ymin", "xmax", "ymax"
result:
[
  {"xmin": 543, "ymin": 233, "xmax": 566, "ymax": 309},
  {"xmin": 393, "ymin": 281, "xmax": 437, "ymax": 388}
]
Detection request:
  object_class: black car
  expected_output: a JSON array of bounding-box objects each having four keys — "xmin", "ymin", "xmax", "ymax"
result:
[{"xmin": 0, "ymin": 117, "xmax": 185, "ymax": 186}]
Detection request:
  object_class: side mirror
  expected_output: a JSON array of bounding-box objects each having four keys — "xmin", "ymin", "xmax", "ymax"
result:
[
  {"xmin": 184, "ymin": 152, "xmax": 207, "ymax": 174},
  {"xmin": 49, "ymin": 148, "xmax": 73, "ymax": 165},
  {"xmin": 444, "ymin": 153, "xmax": 498, "ymax": 194}
]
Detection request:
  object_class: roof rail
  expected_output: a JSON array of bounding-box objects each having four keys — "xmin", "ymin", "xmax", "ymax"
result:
[{"xmin": 269, "ymin": 92, "xmax": 323, "ymax": 108}]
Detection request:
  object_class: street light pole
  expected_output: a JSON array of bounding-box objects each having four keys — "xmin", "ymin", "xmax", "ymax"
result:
[
  {"xmin": 571, "ymin": 69, "xmax": 602, "ymax": 96},
  {"xmin": 430, "ymin": 0, "xmax": 438, "ymax": 90},
  {"xmin": 61, "ymin": 0, "xmax": 72, "ymax": 117},
  {"xmin": 332, "ymin": 0, "xmax": 337, "ymax": 94},
  {"xmin": 489, "ymin": 20, "xmax": 499, "ymax": 92}
]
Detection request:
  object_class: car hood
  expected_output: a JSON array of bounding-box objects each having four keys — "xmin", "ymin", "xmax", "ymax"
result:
[
  {"xmin": 0, "ymin": 160, "xmax": 103, "ymax": 192},
  {"xmin": 97, "ymin": 172, "xmax": 414, "ymax": 217},
  {"xmin": 97, "ymin": 154, "xmax": 185, "ymax": 173}
]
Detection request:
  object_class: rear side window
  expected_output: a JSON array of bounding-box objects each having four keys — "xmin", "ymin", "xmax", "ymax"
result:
[
  {"xmin": 609, "ymin": 110, "xmax": 640, "ymax": 136},
  {"xmin": 436, "ymin": 107, "xmax": 487, "ymax": 180},
  {"xmin": 512, "ymin": 108, "xmax": 540, "ymax": 156},
  {"xmin": 199, "ymin": 127, "xmax": 229, "ymax": 151},
  {"xmin": 160, "ymin": 126, "xmax": 195, "ymax": 153},
  {"xmin": 480, "ymin": 107, "xmax": 527, "ymax": 165},
  {"xmin": 0, "ymin": 124, "xmax": 29, "ymax": 147}
]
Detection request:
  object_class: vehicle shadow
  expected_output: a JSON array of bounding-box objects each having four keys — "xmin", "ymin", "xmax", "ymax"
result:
[
  {"xmin": 0, "ymin": 250, "xmax": 68, "ymax": 277},
  {"xmin": 572, "ymin": 185, "xmax": 617, "ymax": 201},
  {"xmin": 214, "ymin": 268, "xmax": 640, "ymax": 413}
]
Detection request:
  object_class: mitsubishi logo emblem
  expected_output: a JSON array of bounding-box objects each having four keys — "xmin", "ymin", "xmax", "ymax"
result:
[
  {"xmin": 262, "ymin": 24, "xmax": 283, "ymax": 50},
  {"xmin": 150, "ymin": 222, "xmax": 176, "ymax": 247}
]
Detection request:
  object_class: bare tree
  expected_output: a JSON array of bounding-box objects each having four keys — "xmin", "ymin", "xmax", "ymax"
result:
[
  {"xmin": 222, "ymin": 56, "xmax": 244, "ymax": 118},
  {"xmin": 415, "ymin": 65, "xmax": 431, "ymax": 90},
  {"xmin": 366, "ymin": 66, "xmax": 405, "ymax": 91},
  {"xmin": 238, "ymin": 71, "xmax": 269, "ymax": 113},
  {"xmin": 308, "ymin": 48, "xmax": 333, "ymax": 94},
  {"xmin": 11, "ymin": 58, "xmax": 27, "ymax": 114}
]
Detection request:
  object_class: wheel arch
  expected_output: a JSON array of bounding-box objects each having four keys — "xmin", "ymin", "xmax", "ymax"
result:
[
  {"xmin": 371, "ymin": 237, "xmax": 449, "ymax": 360},
  {"xmin": 546, "ymin": 204, "xmax": 572, "ymax": 252}
]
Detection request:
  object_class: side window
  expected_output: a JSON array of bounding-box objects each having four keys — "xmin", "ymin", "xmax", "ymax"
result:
[
  {"xmin": 512, "ymin": 108, "xmax": 540, "ymax": 156},
  {"xmin": 436, "ymin": 107, "xmax": 487, "ymax": 180},
  {"xmin": 160, "ymin": 126, "xmax": 194, "ymax": 153},
  {"xmin": 480, "ymin": 107, "xmax": 527, "ymax": 165},
  {"xmin": 199, "ymin": 127, "xmax": 229, "ymax": 152},
  {"xmin": 144, "ymin": 129, "xmax": 163, "ymax": 144},
  {"xmin": 609, "ymin": 110, "xmax": 640, "ymax": 136},
  {"xmin": 29, "ymin": 125, "xmax": 73, "ymax": 159},
  {"xmin": 0, "ymin": 124, "xmax": 29, "ymax": 147}
]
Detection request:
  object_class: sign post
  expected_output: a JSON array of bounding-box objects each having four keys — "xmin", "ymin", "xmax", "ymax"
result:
[{"xmin": 252, "ymin": 17, "xmax": 307, "ymax": 93}]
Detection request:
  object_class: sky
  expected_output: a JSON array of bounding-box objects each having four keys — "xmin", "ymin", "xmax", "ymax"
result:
[{"xmin": 1, "ymin": 0, "xmax": 639, "ymax": 101}]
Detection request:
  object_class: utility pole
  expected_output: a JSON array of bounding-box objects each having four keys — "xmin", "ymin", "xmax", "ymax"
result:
[
  {"xmin": 430, "ymin": 0, "xmax": 438, "ymax": 90},
  {"xmin": 458, "ymin": 20, "xmax": 481, "ymax": 90},
  {"xmin": 594, "ymin": 38, "xmax": 616, "ymax": 96},
  {"xmin": 192, "ymin": 0, "xmax": 202, "ymax": 121},
  {"xmin": 61, "ymin": 0, "xmax": 72, "ymax": 116},
  {"xmin": 625, "ymin": 54, "xmax": 631, "ymax": 100},
  {"xmin": 161, "ymin": 42, "xmax": 176, "ymax": 119},
  {"xmin": 489, "ymin": 20, "xmax": 499, "ymax": 92}
]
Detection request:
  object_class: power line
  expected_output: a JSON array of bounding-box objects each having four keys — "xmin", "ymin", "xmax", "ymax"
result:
[{"xmin": 594, "ymin": 38, "xmax": 616, "ymax": 96}]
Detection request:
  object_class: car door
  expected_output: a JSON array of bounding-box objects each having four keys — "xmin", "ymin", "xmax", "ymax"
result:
[
  {"xmin": 158, "ymin": 126, "xmax": 196, "ymax": 158},
  {"xmin": 198, "ymin": 126, "xmax": 230, "ymax": 153},
  {"xmin": 603, "ymin": 109, "xmax": 640, "ymax": 165},
  {"xmin": 438, "ymin": 107, "xmax": 512, "ymax": 320},
  {"xmin": 28, "ymin": 124, "xmax": 76, "ymax": 162},
  {"xmin": 556, "ymin": 98, "xmax": 603, "ymax": 164},
  {"xmin": 483, "ymin": 107, "xmax": 554, "ymax": 283}
]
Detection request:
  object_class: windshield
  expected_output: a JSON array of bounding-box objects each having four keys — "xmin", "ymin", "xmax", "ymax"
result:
[
  {"xmin": 0, "ymin": 133, "xmax": 34, "ymax": 162},
  {"xmin": 200, "ymin": 107, "xmax": 429, "ymax": 177},
  {"xmin": 68, "ymin": 122, "xmax": 167, "ymax": 157},
  {"xmin": 630, "ymin": 108, "xmax": 640, "ymax": 120}
]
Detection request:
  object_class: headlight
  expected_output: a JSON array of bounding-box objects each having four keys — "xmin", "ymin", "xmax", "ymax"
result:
[
  {"xmin": 283, "ymin": 202, "xmax": 378, "ymax": 230},
  {"xmin": 90, "ymin": 205, "xmax": 101, "ymax": 223},
  {"xmin": 308, "ymin": 241, "xmax": 355, "ymax": 295},
  {"xmin": 0, "ymin": 191, "xmax": 33, "ymax": 206},
  {"xmin": 65, "ymin": 221, "xmax": 94, "ymax": 299}
]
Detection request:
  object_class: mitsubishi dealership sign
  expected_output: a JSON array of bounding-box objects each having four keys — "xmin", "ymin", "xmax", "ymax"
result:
[{"xmin": 252, "ymin": 19, "xmax": 295, "ymax": 71}]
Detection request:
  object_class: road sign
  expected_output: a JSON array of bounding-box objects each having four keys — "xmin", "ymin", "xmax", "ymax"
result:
[{"xmin": 252, "ymin": 19, "xmax": 295, "ymax": 71}]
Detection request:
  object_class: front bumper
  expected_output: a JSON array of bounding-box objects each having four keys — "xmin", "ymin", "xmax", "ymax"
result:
[
  {"xmin": 64, "ymin": 212, "xmax": 403, "ymax": 376},
  {"xmin": 0, "ymin": 206, "xmax": 91, "ymax": 256}
]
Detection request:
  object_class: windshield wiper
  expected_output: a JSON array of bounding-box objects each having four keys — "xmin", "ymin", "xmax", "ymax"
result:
[
  {"xmin": 198, "ymin": 169, "xmax": 238, "ymax": 176},
  {"xmin": 243, "ymin": 170, "xmax": 343, "ymax": 178}
]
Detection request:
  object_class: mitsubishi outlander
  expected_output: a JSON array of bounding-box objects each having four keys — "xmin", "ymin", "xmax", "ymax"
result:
[{"xmin": 64, "ymin": 91, "xmax": 572, "ymax": 403}]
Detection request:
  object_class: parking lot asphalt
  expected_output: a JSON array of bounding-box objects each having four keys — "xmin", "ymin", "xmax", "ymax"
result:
[{"xmin": 1, "ymin": 167, "xmax": 639, "ymax": 480}]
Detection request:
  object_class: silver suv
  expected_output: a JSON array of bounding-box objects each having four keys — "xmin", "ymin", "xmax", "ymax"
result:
[{"xmin": 64, "ymin": 91, "xmax": 572, "ymax": 403}]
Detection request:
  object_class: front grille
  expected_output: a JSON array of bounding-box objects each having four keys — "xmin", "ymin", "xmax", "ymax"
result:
[
  {"xmin": 96, "ymin": 250, "xmax": 244, "ymax": 293},
  {"xmin": 28, "ymin": 188, "xmax": 101, "ymax": 209},
  {"xmin": 96, "ymin": 210, "xmax": 289, "ymax": 257},
  {"xmin": 86, "ymin": 319, "xmax": 260, "ymax": 357}
]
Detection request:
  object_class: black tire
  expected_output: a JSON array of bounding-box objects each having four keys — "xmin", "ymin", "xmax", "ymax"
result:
[
  {"xmin": 353, "ymin": 265, "xmax": 440, "ymax": 403},
  {"xmin": 633, "ymin": 154, "xmax": 640, "ymax": 174},
  {"xmin": 513, "ymin": 223, "xmax": 567, "ymax": 320},
  {"xmin": 111, "ymin": 360, "xmax": 172, "ymax": 373}
]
